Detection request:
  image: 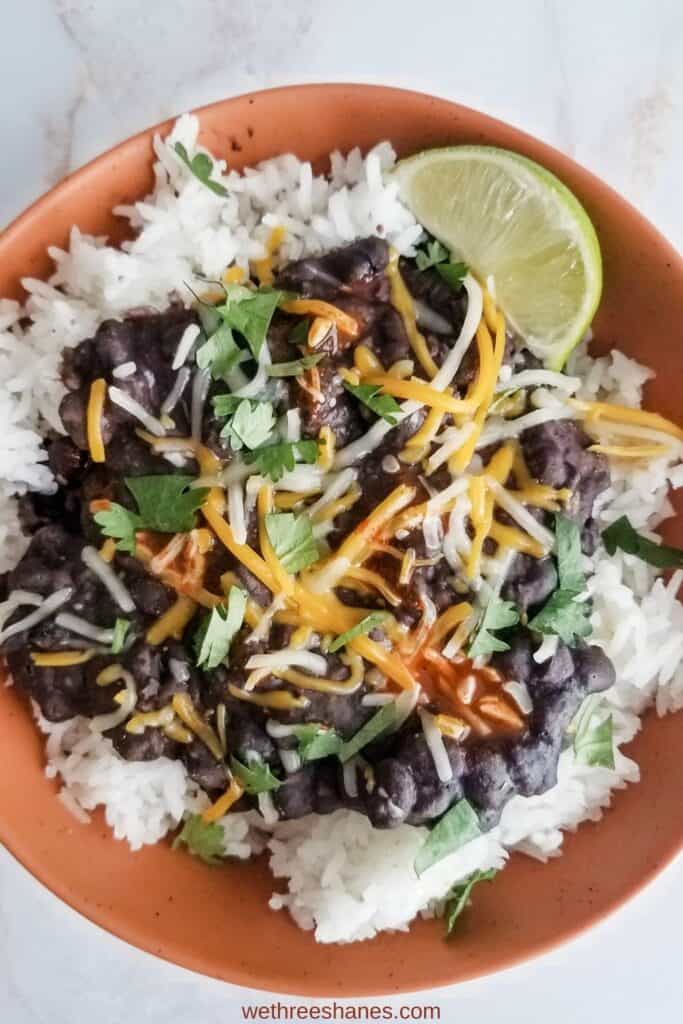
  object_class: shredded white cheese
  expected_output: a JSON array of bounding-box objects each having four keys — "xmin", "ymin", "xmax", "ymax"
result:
[
  {"xmin": 108, "ymin": 386, "xmax": 166, "ymax": 436},
  {"xmin": 172, "ymin": 323, "xmax": 201, "ymax": 370},
  {"xmin": 81, "ymin": 546, "xmax": 135, "ymax": 613}
]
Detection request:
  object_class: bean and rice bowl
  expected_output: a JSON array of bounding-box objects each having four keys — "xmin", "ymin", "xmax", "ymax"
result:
[{"xmin": 1, "ymin": 114, "xmax": 682, "ymax": 945}]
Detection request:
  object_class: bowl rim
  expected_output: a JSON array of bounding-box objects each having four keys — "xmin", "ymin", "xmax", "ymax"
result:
[{"xmin": 0, "ymin": 82, "xmax": 682, "ymax": 997}]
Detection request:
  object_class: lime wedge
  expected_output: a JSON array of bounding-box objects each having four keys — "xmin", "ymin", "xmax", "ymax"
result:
[{"xmin": 392, "ymin": 146, "xmax": 602, "ymax": 369}]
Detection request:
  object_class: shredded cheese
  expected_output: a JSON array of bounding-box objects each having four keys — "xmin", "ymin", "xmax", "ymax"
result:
[
  {"xmin": 227, "ymin": 682, "xmax": 309, "ymax": 710},
  {"xmin": 86, "ymin": 378, "xmax": 107, "ymax": 463},
  {"xmin": 386, "ymin": 249, "xmax": 438, "ymax": 378},
  {"xmin": 570, "ymin": 398, "xmax": 683, "ymax": 442},
  {"xmin": 354, "ymin": 344, "xmax": 382, "ymax": 375},
  {"xmin": 171, "ymin": 692, "xmax": 223, "ymax": 760},
  {"xmin": 146, "ymin": 596, "xmax": 197, "ymax": 645},
  {"xmin": 125, "ymin": 706, "xmax": 175, "ymax": 734},
  {"xmin": 317, "ymin": 426, "xmax": 336, "ymax": 471},
  {"xmin": 428, "ymin": 602, "xmax": 473, "ymax": 648},
  {"xmin": 360, "ymin": 373, "xmax": 474, "ymax": 415},
  {"xmin": 30, "ymin": 650, "xmax": 96, "ymax": 667},
  {"xmin": 202, "ymin": 776, "xmax": 245, "ymax": 824},
  {"xmin": 281, "ymin": 298, "xmax": 358, "ymax": 337},
  {"xmin": 252, "ymin": 225, "xmax": 286, "ymax": 285},
  {"xmin": 589, "ymin": 442, "xmax": 671, "ymax": 459}
]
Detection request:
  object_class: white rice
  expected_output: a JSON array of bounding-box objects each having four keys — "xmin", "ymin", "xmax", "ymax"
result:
[{"xmin": 2, "ymin": 118, "xmax": 682, "ymax": 945}]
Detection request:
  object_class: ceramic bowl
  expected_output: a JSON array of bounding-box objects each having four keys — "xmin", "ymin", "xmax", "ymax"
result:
[{"xmin": 1, "ymin": 84, "xmax": 682, "ymax": 997}]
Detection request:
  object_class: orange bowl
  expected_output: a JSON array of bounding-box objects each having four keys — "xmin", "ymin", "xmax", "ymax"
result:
[{"xmin": 1, "ymin": 84, "xmax": 682, "ymax": 997}]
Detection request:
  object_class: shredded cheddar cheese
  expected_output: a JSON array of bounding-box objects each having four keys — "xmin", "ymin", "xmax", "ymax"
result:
[
  {"xmin": 317, "ymin": 426, "xmax": 336, "ymax": 471},
  {"xmin": 280, "ymin": 298, "xmax": 359, "ymax": 338},
  {"xmin": 570, "ymin": 398, "xmax": 683, "ymax": 442},
  {"xmin": 589, "ymin": 442, "xmax": 672, "ymax": 459},
  {"xmin": 354, "ymin": 344, "xmax": 382, "ymax": 375},
  {"xmin": 386, "ymin": 249, "xmax": 438, "ymax": 378},
  {"xmin": 125, "ymin": 706, "xmax": 175, "ymax": 734},
  {"xmin": 86, "ymin": 378, "xmax": 107, "ymax": 464},
  {"xmin": 98, "ymin": 538, "xmax": 117, "ymax": 563},
  {"xmin": 428, "ymin": 603, "xmax": 473, "ymax": 648},
  {"xmin": 146, "ymin": 596, "xmax": 197, "ymax": 645},
  {"xmin": 223, "ymin": 264, "xmax": 247, "ymax": 284},
  {"xmin": 252, "ymin": 225, "xmax": 285, "ymax": 285},
  {"xmin": 400, "ymin": 406, "xmax": 444, "ymax": 463},
  {"xmin": 488, "ymin": 521, "xmax": 544, "ymax": 557},
  {"xmin": 171, "ymin": 693, "xmax": 223, "ymax": 760},
  {"xmin": 360, "ymin": 373, "xmax": 474, "ymax": 415},
  {"xmin": 274, "ymin": 652, "xmax": 365, "ymax": 695},
  {"xmin": 30, "ymin": 650, "xmax": 96, "ymax": 667},
  {"xmin": 202, "ymin": 776, "xmax": 245, "ymax": 823},
  {"xmin": 227, "ymin": 682, "xmax": 309, "ymax": 710}
]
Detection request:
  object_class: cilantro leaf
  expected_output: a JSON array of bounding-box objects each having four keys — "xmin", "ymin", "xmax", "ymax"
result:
[
  {"xmin": 265, "ymin": 512, "xmax": 319, "ymax": 573},
  {"xmin": 573, "ymin": 697, "xmax": 615, "ymax": 768},
  {"xmin": 110, "ymin": 618, "xmax": 130, "ymax": 655},
  {"xmin": 266, "ymin": 353, "xmax": 324, "ymax": 378},
  {"xmin": 468, "ymin": 596, "xmax": 519, "ymax": 659},
  {"xmin": 415, "ymin": 238, "xmax": 449, "ymax": 271},
  {"xmin": 555, "ymin": 514, "xmax": 585, "ymax": 594},
  {"xmin": 196, "ymin": 322, "xmax": 246, "ymax": 380},
  {"xmin": 415, "ymin": 799, "xmax": 481, "ymax": 877},
  {"xmin": 328, "ymin": 612, "xmax": 388, "ymax": 653},
  {"xmin": 172, "ymin": 814, "xmax": 225, "ymax": 864},
  {"xmin": 291, "ymin": 724, "xmax": 343, "ymax": 762},
  {"xmin": 219, "ymin": 398, "xmax": 276, "ymax": 451},
  {"xmin": 602, "ymin": 515, "xmax": 683, "ymax": 569},
  {"xmin": 215, "ymin": 285, "xmax": 283, "ymax": 359},
  {"xmin": 528, "ymin": 589, "xmax": 591, "ymax": 644},
  {"xmin": 528, "ymin": 515, "xmax": 591, "ymax": 644},
  {"xmin": 289, "ymin": 319, "xmax": 310, "ymax": 345},
  {"xmin": 194, "ymin": 586, "xmax": 247, "ymax": 670},
  {"xmin": 343, "ymin": 380, "xmax": 401, "ymax": 425},
  {"xmin": 125, "ymin": 476, "xmax": 209, "ymax": 534},
  {"xmin": 436, "ymin": 261, "xmax": 469, "ymax": 290},
  {"xmin": 94, "ymin": 503, "xmax": 140, "ymax": 554},
  {"xmin": 444, "ymin": 869, "xmax": 497, "ymax": 936},
  {"xmin": 244, "ymin": 439, "xmax": 318, "ymax": 483},
  {"xmin": 174, "ymin": 142, "xmax": 228, "ymax": 198},
  {"xmin": 338, "ymin": 701, "xmax": 398, "ymax": 763},
  {"xmin": 229, "ymin": 755, "xmax": 281, "ymax": 794}
]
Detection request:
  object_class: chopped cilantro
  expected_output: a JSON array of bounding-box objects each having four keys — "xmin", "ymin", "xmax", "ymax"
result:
[
  {"xmin": 126, "ymin": 476, "xmax": 209, "ymax": 533},
  {"xmin": 291, "ymin": 724, "xmax": 343, "ymax": 762},
  {"xmin": 215, "ymin": 284, "xmax": 284, "ymax": 359},
  {"xmin": 94, "ymin": 503, "xmax": 138, "ymax": 554},
  {"xmin": 244, "ymin": 439, "xmax": 318, "ymax": 483},
  {"xmin": 343, "ymin": 380, "xmax": 401, "ymax": 425},
  {"xmin": 528, "ymin": 589, "xmax": 592, "ymax": 644},
  {"xmin": 338, "ymin": 702, "xmax": 398, "ymax": 763},
  {"xmin": 172, "ymin": 814, "xmax": 225, "ymax": 864},
  {"xmin": 266, "ymin": 353, "xmax": 324, "ymax": 378},
  {"xmin": 436, "ymin": 261, "xmax": 468, "ymax": 290},
  {"xmin": 573, "ymin": 697, "xmax": 615, "ymax": 768},
  {"xmin": 93, "ymin": 476, "xmax": 209, "ymax": 553},
  {"xmin": 602, "ymin": 515, "xmax": 683, "ymax": 569},
  {"xmin": 328, "ymin": 612, "xmax": 388, "ymax": 653},
  {"xmin": 444, "ymin": 869, "xmax": 497, "ymax": 936},
  {"xmin": 529, "ymin": 514, "xmax": 591, "ymax": 644},
  {"xmin": 555, "ymin": 513, "xmax": 586, "ymax": 594},
  {"xmin": 196, "ymin": 322, "xmax": 246, "ymax": 380},
  {"xmin": 468, "ymin": 596, "xmax": 519, "ymax": 658},
  {"xmin": 265, "ymin": 512, "xmax": 319, "ymax": 573},
  {"xmin": 230, "ymin": 755, "xmax": 281, "ymax": 794},
  {"xmin": 415, "ymin": 799, "xmax": 481, "ymax": 877},
  {"xmin": 174, "ymin": 142, "xmax": 228, "ymax": 198},
  {"xmin": 288, "ymin": 319, "xmax": 310, "ymax": 345},
  {"xmin": 218, "ymin": 398, "xmax": 276, "ymax": 451},
  {"xmin": 415, "ymin": 238, "xmax": 449, "ymax": 271},
  {"xmin": 194, "ymin": 586, "xmax": 247, "ymax": 670},
  {"xmin": 110, "ymin": 618, "xmax": 130, "ymax": 655}
]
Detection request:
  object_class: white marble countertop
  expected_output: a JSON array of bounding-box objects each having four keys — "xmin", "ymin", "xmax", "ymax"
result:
[{"xmin": 1, "ymin": 0, "xmax": 681, "ymax": 1020}]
